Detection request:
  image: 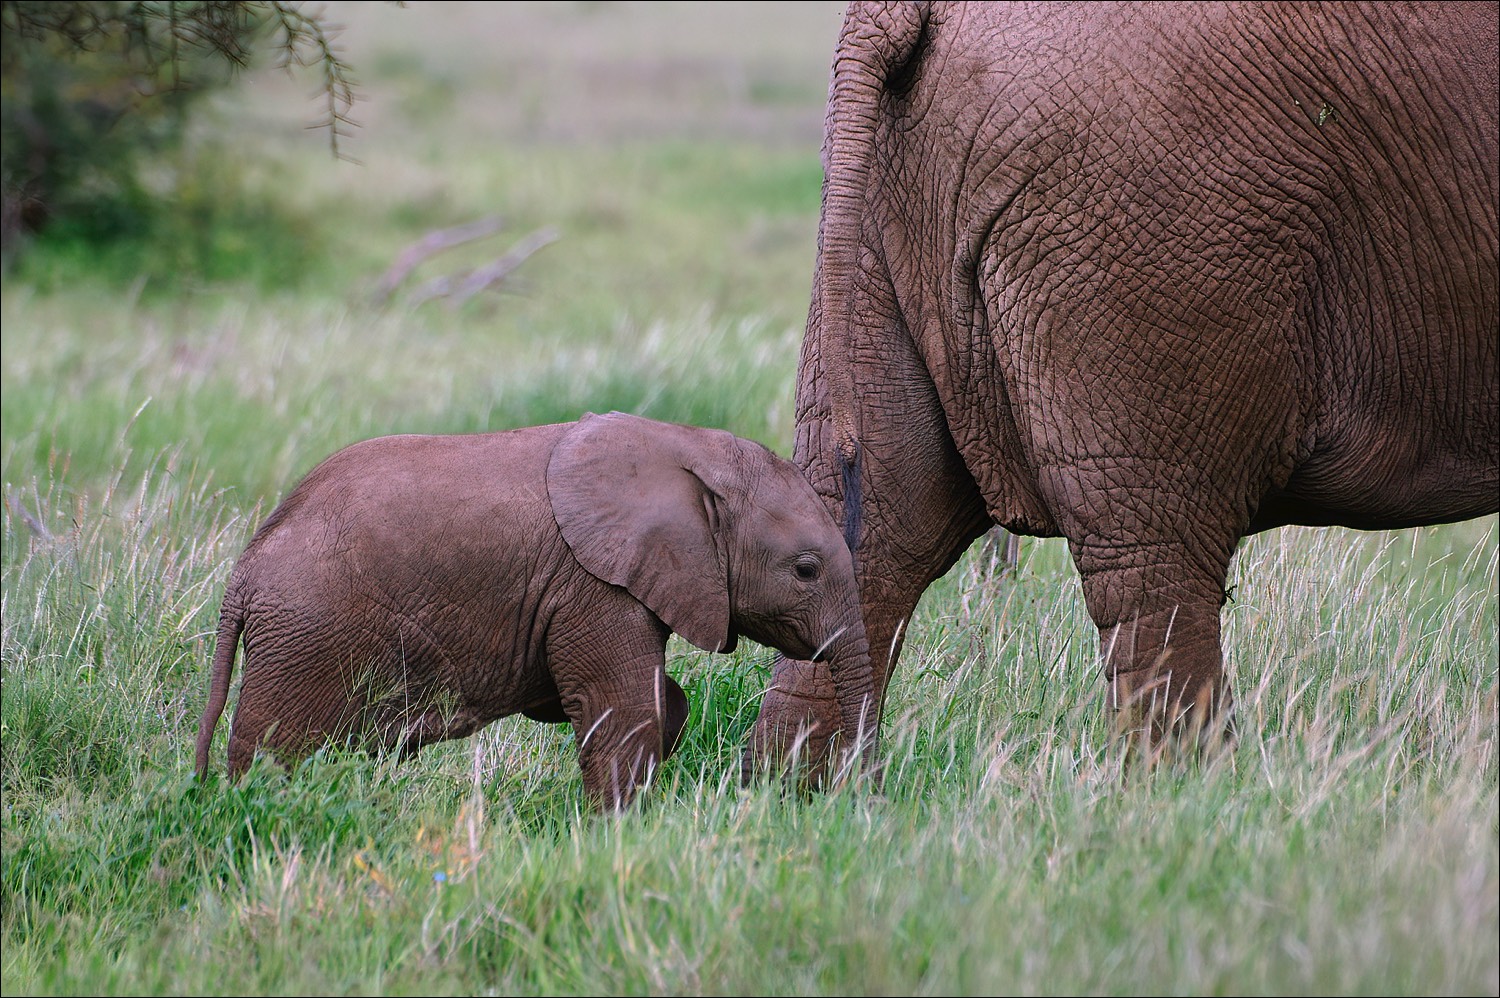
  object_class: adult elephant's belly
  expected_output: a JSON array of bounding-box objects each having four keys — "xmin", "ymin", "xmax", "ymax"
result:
[{"xmin": 1249, "ymin": 427, "xmax": 1497, "ymax": 533}]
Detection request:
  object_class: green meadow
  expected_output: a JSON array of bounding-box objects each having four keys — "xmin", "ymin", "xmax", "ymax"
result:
[{"xmin": 3, "ymin": 4, "xmax": 1495, "ymax": 994}]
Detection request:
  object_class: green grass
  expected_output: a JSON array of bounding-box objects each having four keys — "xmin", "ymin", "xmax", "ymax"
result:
[{"xmin": 3, "ymin": 3, "xmax": 1496, "ymax": 995}]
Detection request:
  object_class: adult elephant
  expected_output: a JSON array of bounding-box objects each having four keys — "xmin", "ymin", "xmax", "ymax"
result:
[{"xmin": 746, "ymin": 1, "xmax": 1498, "ymax": 778}]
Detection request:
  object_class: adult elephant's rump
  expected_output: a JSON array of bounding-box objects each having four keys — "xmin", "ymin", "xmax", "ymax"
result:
[{"xmin": 746, "ymin": 1, "xmax": 1499, "ymax": 778}]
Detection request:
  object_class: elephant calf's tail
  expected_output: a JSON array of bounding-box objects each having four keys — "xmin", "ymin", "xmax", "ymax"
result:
[{"xmin": 194, "ymin": 594, "xmax": 245, "ymax": 779}]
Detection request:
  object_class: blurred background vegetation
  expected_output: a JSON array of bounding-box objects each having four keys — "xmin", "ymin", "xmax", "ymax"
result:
[
  {"xmin": 1, "ymin": 1, "xmax": 840, "ymax": 317},
  {"xmin": 1, "ymin": 0, "xmax": 356, "ymax": 288},
  {"xmin": 1, "ymin": 0, "xmax": 847, "ymax": 502}
]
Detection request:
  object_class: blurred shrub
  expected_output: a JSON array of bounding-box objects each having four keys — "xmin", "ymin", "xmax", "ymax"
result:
[
  {"xmin": 12, "ymin": 140, "xmax": 328, "ymax": 294},
  {"xmin": 0, "ymin": 1, "xmax": 353, "ymax": 290}
]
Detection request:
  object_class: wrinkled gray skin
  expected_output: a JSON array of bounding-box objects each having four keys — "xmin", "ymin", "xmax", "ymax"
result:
[
  {"xmin": 748, "ymin": 1, "xmax": 1498, "ymax": 778},
  {"xmin": 194, "ymin": 411, "xmax": 872, "ymax": 810}
]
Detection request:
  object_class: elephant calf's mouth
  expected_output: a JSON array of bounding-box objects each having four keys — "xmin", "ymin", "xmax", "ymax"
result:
[{"xmin": 807, "ymin": 626, "xmax": 854, "ymax": 664}]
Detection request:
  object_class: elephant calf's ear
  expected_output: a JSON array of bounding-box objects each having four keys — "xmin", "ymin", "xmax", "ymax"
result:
[{"xmin": 548, "ymin": 412, "xmax": 735, "ymax": 653}]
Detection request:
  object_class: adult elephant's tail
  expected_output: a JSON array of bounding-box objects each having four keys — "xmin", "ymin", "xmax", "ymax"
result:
[
  {"xmin": 194, "ymin": 589, "xmax": 246, "ymax": 779},
  {"xmin": 818, "ymin": 0, "xmax": 929, "ymax": 493}
]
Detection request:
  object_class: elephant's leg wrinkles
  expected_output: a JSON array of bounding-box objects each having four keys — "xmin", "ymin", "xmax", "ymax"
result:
[
  {"xmin": 547, "ymin": 597, "xmax": 679, "ymax": 810},
  {"xmin": 751, "ymin": 370, "xmax": 989, "ymax": 781},
  {"xmin": 564, "ymin": 661, "xmax": 676, "ymax": 811},
  {"xmin": 228, "ymin": 667, "xmax": 358, "ymax": 778},
  {"xmin": 745, "ymin": 656, "xmax": 841, "ymax": 785},
  {"xmin": 226, "ymin": 615, "xmax": 380, "ymax": 777},
  {"xmin": 1067, "ymin": 513, "xmax": 1241, "ymax": 746},
  {"xmin": 1095, "ymin": 594, "xmax": 1231, "ymax": 745}
]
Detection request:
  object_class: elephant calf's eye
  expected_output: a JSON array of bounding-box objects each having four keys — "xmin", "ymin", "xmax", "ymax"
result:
[{"xmin": 794, "ymin": 558, "xmax": 821, "ymax": 581}]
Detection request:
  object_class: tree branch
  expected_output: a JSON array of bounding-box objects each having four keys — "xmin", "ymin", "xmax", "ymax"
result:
[
  {"xmin": 403, "ymin": 226, "xmax": 561, "ymax": 310},
  {"xmin": 375, "ymin": 215, "xmax": 507, "ymax": 303}
]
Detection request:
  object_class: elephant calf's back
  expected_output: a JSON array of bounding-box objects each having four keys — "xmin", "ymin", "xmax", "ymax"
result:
[{"xmin": 225, "ymin": 425, "xmax": 577, "ymax": 758}]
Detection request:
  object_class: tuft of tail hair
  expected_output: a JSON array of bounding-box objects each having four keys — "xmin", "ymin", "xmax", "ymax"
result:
[{"xmin": 839, "ymin": 444, "xmax": 863, "ymax": 554}]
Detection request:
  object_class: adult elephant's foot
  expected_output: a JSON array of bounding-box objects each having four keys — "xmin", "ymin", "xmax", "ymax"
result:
[{"xmin": 742, "ymin": 656, "xmax": 842, "ymax": 790}]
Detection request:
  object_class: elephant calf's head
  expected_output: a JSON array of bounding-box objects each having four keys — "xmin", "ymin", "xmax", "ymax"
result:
[{"xmin": 547, "ymin": 412, "xmax": 875, "ymax": 759}]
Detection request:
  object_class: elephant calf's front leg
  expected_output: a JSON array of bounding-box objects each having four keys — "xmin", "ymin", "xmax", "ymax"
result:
[
  {"xmin": 565, "ymin": 668, "xmax": 686, "ymax": 810},
  {"xmin": 551, "ymin": 606, "xmax": 685, "ymax": 810}
]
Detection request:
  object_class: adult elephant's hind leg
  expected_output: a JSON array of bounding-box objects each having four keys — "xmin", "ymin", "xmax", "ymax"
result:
[
  {"xmin": 1060, "ymin": 476, "xmax": 1244, "ymax": 754},
  {"xmin": 1082, "ymin": 560, "xmax": 1233, "ymax": 752}
]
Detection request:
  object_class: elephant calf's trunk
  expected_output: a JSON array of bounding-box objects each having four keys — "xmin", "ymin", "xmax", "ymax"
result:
[
  {"xmin": 743, "ymin": 622, "xmax": 876, "ymax": 791},
  {"xmin": 829, "ymin": 632, "xmax": 876, "ymax": 785}
]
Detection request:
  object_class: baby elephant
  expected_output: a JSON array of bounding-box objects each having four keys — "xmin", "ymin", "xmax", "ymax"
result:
[{"xmin": 194, "ymin": 411, "xmax": 874, "ymax": 809}]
